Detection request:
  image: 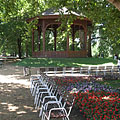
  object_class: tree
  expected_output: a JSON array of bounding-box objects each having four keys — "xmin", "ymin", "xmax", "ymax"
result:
[
  {"xmin": 44, "ymin": 0, "xmax": 120, "ymax": 56},
  {"xmin": 0, "ymin": 0, "xmax": 120, "ymax": 58},
  {"xmin": 0, "ymin": 0, "xmax": 45, "ymax": 58},
  {"xmin": 107, "ymin": 0, "xmax": 120, "ymax": 11}
]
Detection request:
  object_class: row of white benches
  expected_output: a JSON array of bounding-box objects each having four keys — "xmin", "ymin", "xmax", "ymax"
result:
[{"xmin": 24, "ymin": 65, "xmax": 120, "ymax": 77}]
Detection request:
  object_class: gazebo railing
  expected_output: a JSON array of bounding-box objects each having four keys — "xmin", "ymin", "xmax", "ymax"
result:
[{"xmin": 32, "ymin": 50, "xmax": 87, "ymax": 58}]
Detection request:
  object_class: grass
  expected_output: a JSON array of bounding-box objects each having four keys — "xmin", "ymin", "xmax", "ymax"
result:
[
  {"xmin": 14, "ymin": 57, "xmax": 120, "ymax": 89},
  {"xmin": 98, "ymin": 79, "xmax": 120, "ymax": 89},
  {"xmin": 14, "ymin": 57, "xmax": 117, "ymax": 67}
]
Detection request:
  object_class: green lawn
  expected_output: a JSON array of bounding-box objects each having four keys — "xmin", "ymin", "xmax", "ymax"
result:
[
  {"xmin": 14, "ymin": 57, "xmax": 117, "ymax": 67},
  {"xmin": 98, "ymin": 79, "xmax": 120, "ymax": 89},
  {"xmin": 14, "ymin": 57, "xmax": 120, "ymax": 89}
]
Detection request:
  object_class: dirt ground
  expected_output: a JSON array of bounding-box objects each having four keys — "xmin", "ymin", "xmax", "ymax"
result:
[{"xmin": 0, "ymin": 63, "xmax": 86, "ymax": 120}]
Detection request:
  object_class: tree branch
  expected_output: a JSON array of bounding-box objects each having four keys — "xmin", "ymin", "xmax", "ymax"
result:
[{"xmin": 107, "ymin": 0, "xmax": 120, "ymax": 11}]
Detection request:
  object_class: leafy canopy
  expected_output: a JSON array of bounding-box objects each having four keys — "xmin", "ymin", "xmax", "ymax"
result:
[{"xmin": 0, "ymin": 0, "xmax": 120, "ymax": 57}]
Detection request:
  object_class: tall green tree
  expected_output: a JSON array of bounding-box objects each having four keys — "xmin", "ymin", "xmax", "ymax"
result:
[
  {"xmin": 0, "ymin": 0, "xmax": 46, "ymax": 58},
  {"xmin": 0, "ymin": 0, "xmax": 120, "ymax": 58}
]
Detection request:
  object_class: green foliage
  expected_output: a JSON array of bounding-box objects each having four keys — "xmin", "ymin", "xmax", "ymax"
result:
[
  {"xmin": 0, "ymin": 0, "xmax": 45, "ymax": 57},
  {"xmin": 44, "ymin": 0, "xmax": 120, "ymax": 56},
  {"xmin": 0, "ymin": 0, "xmax": 120, "ymax": 57}
]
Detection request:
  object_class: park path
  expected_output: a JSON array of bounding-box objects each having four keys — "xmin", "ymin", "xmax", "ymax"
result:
[
  {"xmin": 0, "ymin": 64, "xmax": 86, "ymax": 120},
  {"xmin": 0, "ymin": 64, "xmax": 41, "ymax": 120}
]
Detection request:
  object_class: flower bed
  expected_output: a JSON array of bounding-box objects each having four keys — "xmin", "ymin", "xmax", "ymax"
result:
[
  {"xmin": 53, "ymin": 77, "xmax": 120, "ymax": 120},
  {"xmin": 74, "ymin": 90, "xmax": 120, "ymax": 120},
  {"xmin": 53, "ymin": 77, "xmax": 120, "ymax": 93}
]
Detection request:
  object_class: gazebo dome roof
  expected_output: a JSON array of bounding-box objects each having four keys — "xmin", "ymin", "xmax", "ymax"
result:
[
  {"xmin": 42, "ymin": 7, "xmax": 85, "ymax": 17},
  {"xmin": 26, "ymin": 7, "xmax": 91, "ymax": 25}
]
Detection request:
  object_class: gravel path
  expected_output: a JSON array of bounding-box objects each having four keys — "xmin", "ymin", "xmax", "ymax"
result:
[{"xmin": 0, "ymin": 64, "xmax": 86, "ymax": 120}]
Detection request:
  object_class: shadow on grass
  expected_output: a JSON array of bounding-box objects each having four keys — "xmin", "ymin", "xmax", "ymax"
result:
[{"xmin": 14, "ymin": 57, "xmax": 117, "ymax": 67}]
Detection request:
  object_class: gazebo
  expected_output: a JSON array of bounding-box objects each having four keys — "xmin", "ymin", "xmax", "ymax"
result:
[{"xmin": 27, "ymin": 8, "xmax": 92, "ymax": 58}]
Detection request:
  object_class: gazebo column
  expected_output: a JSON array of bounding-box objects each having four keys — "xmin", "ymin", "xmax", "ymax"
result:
[
  {"xmin": 72, "ymin": 26, "xmax": 75, "ymax": 51},
  {"xmin": 32, "ymin": 29, "xmax": 34, "ymax": 52},
  {"xmin": 84, "ymin": 23, "xmax": 87, "ymax": 57},
  {"xmin": 84, "ymin": 28, "xmax": 87, "ymax": 50},
  {"xmin": 38, "ymin": 26, "xmax": 41, "ymax": 51},
  {"xmin": 42, "ymin": 20, "xmax": 46, "ymax": 51},
  {"xmin": 88, "ymin": 33, "xmax": 92, "ymax": 57},
  {"xmin": 43, "ymin": 30, "xmax": 45, "ymax": 51},
  {"xmin": 54, "ymin": 27, "xmax": 57, "ymax": 51}
]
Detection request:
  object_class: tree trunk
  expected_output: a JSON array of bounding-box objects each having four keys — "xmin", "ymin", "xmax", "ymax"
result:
[
  {"xmin": 17, "ymin": 38, "xmax": 22, "ymax": 59},
  {"xmin": 107, "ymin": 0, "xmax": 120, "ymax": 11},
  {"xmin": 26, "ymin": 42, "xmax": 28, "ymax": 57}
]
